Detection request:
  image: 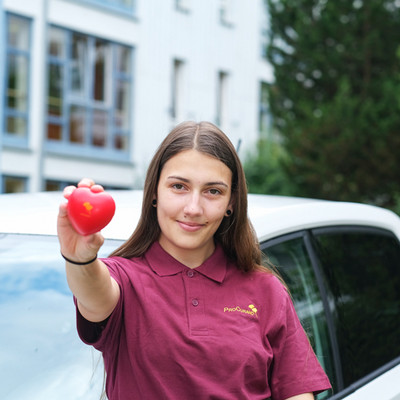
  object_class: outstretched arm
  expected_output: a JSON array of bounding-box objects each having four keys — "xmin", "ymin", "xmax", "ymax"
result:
[{"xmin": 58, "ymin": 179, "xmax": 120, "ymax": 322}]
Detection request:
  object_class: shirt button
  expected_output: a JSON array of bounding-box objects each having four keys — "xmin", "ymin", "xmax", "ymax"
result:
[
  {"xmin": 187, "ymin": 270, "xmax": 195, "ymax": 278},
  {"xmin": 192, "ymin": 298, "xmax": 199, "ymax": 307}
]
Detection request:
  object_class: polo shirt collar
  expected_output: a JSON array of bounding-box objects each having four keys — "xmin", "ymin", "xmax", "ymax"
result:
[{"xmin": 144, "ymin": 241, "xmax": 228, "ymax": 283}]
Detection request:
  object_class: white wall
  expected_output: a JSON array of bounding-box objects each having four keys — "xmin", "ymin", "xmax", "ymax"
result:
[{"xmin": 1, "ymin": 0, "xmax": 272, "ymax": 191}]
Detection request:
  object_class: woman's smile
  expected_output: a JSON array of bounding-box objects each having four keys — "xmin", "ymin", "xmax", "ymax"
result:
[{"xmin": 177, "ymin": 220, "xmax": 207, "ymax": 232}]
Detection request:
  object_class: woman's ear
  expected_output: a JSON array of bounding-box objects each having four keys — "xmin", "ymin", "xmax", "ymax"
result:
[{"xmin": 225, "ymin": 196, "xmax": 234, "ymax": 217}]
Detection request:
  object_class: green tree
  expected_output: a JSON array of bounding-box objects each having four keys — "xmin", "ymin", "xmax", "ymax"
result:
[
  {"xmin": 265, "ymin": 0, "xmax": 400, "ymax": 211},
  {"xmin": 244, "ymin": 137, "xmax": 295, "ymax": 195}
]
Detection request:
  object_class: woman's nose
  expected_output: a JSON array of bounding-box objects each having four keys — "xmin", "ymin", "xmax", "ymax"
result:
[{"xmin": 183, "ymin": 193, "xmax": 203, "ymax": 216}]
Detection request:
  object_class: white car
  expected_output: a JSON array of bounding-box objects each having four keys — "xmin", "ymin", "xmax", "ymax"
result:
[{"xmin": 1, "ymin": 191, "xmax": 399, "ymax": 400}]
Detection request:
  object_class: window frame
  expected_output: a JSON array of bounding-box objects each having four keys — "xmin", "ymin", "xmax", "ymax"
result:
[
  {"xmin": 175, "ymin": 0, "xmax": 190, "ymax": 13},
  {"xmin": 219, "ymin": 0, "xmax": 235, "ymax": 27},
  {"xmin": 1, "ymin": 174, "xmax": 29, "ymax": 193},
  {"xmin": 3, "ymin": 13, "xmax": 32, "ymax": 149},
  {"xmin": 216, "ymin": 70, "xmax": 229, "ymax": 127},
  {"xmin": 69, "ymin": 0, "xmax": 136, "ymax": 16},
  {"xmin": 258, "ymin": 81, "xmax": 271, "ymax": 135},
  {"xmin": 170, "ymin": 58, "xmax": 185, "ymax": 121},
  {"xmin": 260, "ymin": 0, "xmax": 269, "ymax": 59},
  {"xmin": 46, "ymin": 25, "xmax": 134, "ymax": 161}
]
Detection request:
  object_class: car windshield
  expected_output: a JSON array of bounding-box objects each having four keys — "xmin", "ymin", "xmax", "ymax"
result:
[{"xmin": 0, "ymin": 233, "xmax": 122, "ymax": 400}]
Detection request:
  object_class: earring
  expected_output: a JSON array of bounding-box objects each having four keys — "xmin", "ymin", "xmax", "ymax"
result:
[
  {"xmin": 152, "ymin": 199, "xmax": 157, "ymax": 206},
  {"xmin": 225, "ymin": 209, "xmax": 232, "ymax": 216}
]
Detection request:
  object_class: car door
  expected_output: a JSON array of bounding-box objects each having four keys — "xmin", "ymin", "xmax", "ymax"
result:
[{"xmin": 261, "ymin": 226, "xmax": 400, "ymax": 400}]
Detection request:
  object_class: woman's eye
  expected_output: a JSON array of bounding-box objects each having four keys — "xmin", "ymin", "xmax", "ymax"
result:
[
  {"xmin": 208, "ymin": 188, "xmax": 221, "ymax": 195},
  {"xmin": 172, "ymin": 184, "xmax": 185, "ymax": 190}
]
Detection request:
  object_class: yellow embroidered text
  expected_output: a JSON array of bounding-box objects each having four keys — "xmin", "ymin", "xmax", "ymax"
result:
[{"xmin": 224, "ymin": 304, "xmax": 258, "ymax": 317}]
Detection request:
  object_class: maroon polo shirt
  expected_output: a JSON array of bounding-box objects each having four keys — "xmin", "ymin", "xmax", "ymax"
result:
[{"xmin": 76, "ymin": 242, "xmax": 331, "ymax": 400}]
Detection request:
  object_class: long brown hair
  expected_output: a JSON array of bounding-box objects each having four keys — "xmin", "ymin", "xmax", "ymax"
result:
[{"xmin": 110, "ymin": 121, "xmax": 261, "ymax": 272}]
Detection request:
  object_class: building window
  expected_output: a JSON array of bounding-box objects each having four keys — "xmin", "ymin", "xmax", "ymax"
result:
[
  {"xmin": 219, "ymin": 0, "xmax": 234, "ymax": 27},
  {"xmin": 2, "ymin": 175, "xmax": 28, "ymax": 193},
  {"xmin": 47, "ymin": 27, "xmax": 133, "ymax": 160},
  {"xmin": 259, "ymin": 81, "xmax": 271, "ymax": 135},
  {"xmin": 171, "ymin": 59, "xmax": 185, "ymax": 120},
  {"xmin": 175, "ymin": 0, "xmax": 190, "ymax": 13},
  {"xmin": 260, "ymin": 0, "xmax": 269, "ymax": 59},
  {"xmin": 45, "ymin": 180, "xmax": 75, "ymax": 191},
  {"xmin": 80, "ymin": 0, "xmax": 135, "ymax": 15},
  {"xmin": 216, "ymin": 71, "xmax": 229, "ymax": 127},
  {"xmin": 3, "ymin": 14, "xmax": 31, "ymax": 147},
  {"xmin": 45, "ymin": 179, "xmax": 125, "ymax": 191}
]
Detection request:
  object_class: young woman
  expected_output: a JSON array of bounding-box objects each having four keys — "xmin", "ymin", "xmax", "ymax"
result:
[{"xmin": 58, "ymin": 121, "xmax": 331, "ymax": 400}]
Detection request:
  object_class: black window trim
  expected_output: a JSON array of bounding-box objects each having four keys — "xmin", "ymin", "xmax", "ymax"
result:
[
  {"xmin": 304, "ymin": 230, "xmax": 344, "ymax": 393},
  {"xmin": 311, "ymin": 225, "xmax": 399, "ymax": 240}
]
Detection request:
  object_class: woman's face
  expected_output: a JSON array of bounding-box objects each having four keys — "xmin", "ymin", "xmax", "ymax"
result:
[{"xmin": 156, "ymin": 149, "xmax": 233, "ymax": 268}]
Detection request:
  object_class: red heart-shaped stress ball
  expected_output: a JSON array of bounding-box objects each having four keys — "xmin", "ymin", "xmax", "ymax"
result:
[{"xmin": 67, "ymin": 187, "xmax": 116, "ymax": 236}]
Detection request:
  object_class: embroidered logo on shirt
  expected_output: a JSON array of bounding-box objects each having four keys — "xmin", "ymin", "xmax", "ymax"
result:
[{"xmin": 223, "ymin": 304, "xmax": 258, "ymax": 318}]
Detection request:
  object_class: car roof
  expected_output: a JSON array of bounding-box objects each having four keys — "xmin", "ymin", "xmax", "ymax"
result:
[{"xmin": 1, "ymin": 190, "xmax": 400, "ymax": 242}]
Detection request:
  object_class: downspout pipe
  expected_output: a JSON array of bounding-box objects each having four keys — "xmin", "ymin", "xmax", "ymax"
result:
[
  {"xmin": 0, "ymin": 0, "xmax": 5, "ymax": 192},
  {"xmin": 37, "ymin": 0, "xmax": 50, "ymax": 191}
]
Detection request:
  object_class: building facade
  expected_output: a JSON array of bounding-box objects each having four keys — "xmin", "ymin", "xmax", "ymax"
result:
[{"xmin": 0, "ymin": 0, "xmax": 272, "ymax": 193}]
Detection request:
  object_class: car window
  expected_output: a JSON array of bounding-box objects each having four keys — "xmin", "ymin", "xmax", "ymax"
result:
[
  {"xmin": 312, "ymin": 227, "xmax": 400, "ymax": 389},
  {"xmin": 261, "ymin": 235, "xmax": 336, "ymax": 399},
  {"xmin": 263, "ymin": 226, "xmax": 400, "ymax": 399},
  {"xmin": 0, "ymin": 233, "xmax": 122, "ymax": 400}
]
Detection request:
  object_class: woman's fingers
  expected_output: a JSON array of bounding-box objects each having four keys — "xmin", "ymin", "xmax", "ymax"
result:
[
  {"xmin": 58, "ymin": 202, "xmax": 68, "ymax": 217},
  {"xmin": 63, "ymin": 185, "xmax": 76, "ymax": 199},
  {"xmin": 63, "ymin": 179, "xmax": 104, "ymax": 199},
  {"xmin": 77, "ymin": 178, "xmax": 96, "ymax": 188},
  {"xmin": 90, "ymin": 184, "xmax": 104, "ymax": 193}
]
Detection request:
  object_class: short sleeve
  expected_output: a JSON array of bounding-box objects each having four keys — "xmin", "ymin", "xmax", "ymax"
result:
[{"xmin": 267, "ymin": 286, "xmax": 331, "ymax": 399}]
